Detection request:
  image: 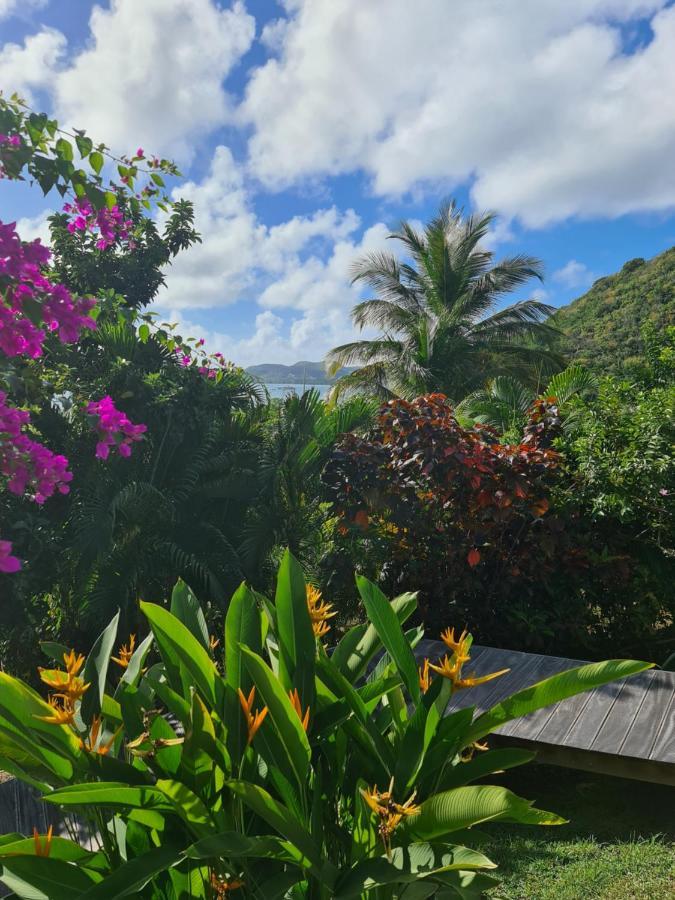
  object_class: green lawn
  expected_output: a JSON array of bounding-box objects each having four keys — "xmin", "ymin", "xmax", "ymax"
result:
[{"xmin": 481, "ymin": 763, "xmax": 675, "ymax": 899}]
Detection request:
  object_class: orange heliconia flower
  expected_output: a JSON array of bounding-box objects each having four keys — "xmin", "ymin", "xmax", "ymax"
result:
[
  {"xmin": 306, "ymin": 585, "xmax": 337, "ymax": 639},
  {"xmin": 37, "ymin": 696, "xmax": 76, "ymax": 726},
  {"xmin": 111, "ymin": 634, "xmax": 136, "ymax": 669},
  {"xmin": 33, "ymin": 825, "xmax": 52, "ymax": 858},
  {"xmin": 210, "ymin": 873, "xmax": 245, "ymax": 896},
  {"xmin": 288, "ymin": 688, "xmax": 310, "ymax": 732},
  {"xmin": 361, "ymin": 778, "xmax": 421, "ymax": 857},
  {"xmin": 79, "ymin": 715, "xmax": 123, "ymax": 755},
  {"xmin": 237, "ymin": 686, "xmax": 268, "ymax": 745},
  {"xmin": 418, "ymin": 658, "xmax": 431, "ymax": 693},
  {"xmin": 440, "ymin": 627, "xmax": 470, "ymax": 656},
  {"xmin": 431, "ymin": 628, "xmax": 509, "ymax": 691}
]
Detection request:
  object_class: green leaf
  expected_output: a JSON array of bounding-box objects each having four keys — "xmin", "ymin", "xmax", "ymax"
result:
[
  {"xmin": 141, "ymin": 602, "xmax": 218, "ymax": 707},
  {"xmin": 335, "ymin": 843, "xmax": 497, "ymax": 898},
  {"xmin": 0, "ymin": 836, "xmax": 93, "ymax": 863},
  {"xmin": 404, "ymin": 785, "xmax": 566, "ymax": 842},
  {"xmin": 80, "ymin": 844, "xmax": 184, "ymax": 898},
  {"xmin": 137, "ymin": 323, "xmax": 150, "ymax": 343},
  {"xmin": 55, "ymin": 137, "xmax": 73, "ymax": 162},
  {"xmin": 118, "ymin": 632, "xmax": 154, "ymax": 689},
  {"xmin": 356, "ymin": 577, "xmax": 420, "ymax": 702},
  {"xmin": 81, "ymin": 611, "xmax": 120, "ymax": 723},
  {"xmin": 467, "ymin": 659, "xmax": 654, "ymax": 744},
  {"xmin": 150, "ymin": 172, "xmax": 165, "ymax": 187},
  {"xmin": 0, "ymin": 856, "xmax": 101, "ymax": 899},
  {"xmin": 186, "ymin": 831, "xmax": 310, "ymax": 868},
  {"xmin": 436, "ymin": 748, "xmax": 535, "ymax": 791},
  {"xmin": 240, "ymin": 646, "xmax": 311, "ymax": 787},
  {"xmin": 40, "ymin": 642, "xmax": 70, "ymax": 663},
  {"xmin": 227, "ymin": 780, "xmax": 334, "ymax": 885},
  {"xmin": 275, "ymin": 550, "xmax": 316, "ymax": 707},
  {"xmin": 75, "ymin": 134, "xmax": 93, "ymax": 158},
  {"xmin": 170, "ymin": 579, "xmax": 209, "ymax": 650},
  {"xmin": 46, "ymin": 781, "xmax": 172, "ymax": 812},
  {"xmin": 225, "ymin": 583, "xmax": 262, "ymax": 692}
]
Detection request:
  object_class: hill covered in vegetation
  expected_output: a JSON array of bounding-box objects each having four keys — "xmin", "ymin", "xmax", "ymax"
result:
[
  {"xmin": 246, "ymin": 361, "xmax": 355, "ymax": 384},
  {"xmin": 553, "ymin": 247, "xmax": 675, "ymax": 375}
]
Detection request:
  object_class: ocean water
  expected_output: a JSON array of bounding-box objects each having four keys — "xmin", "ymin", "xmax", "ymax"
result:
[{"xmin": 265, "ymin": 383, "xmax": 332, "ymax": 399}]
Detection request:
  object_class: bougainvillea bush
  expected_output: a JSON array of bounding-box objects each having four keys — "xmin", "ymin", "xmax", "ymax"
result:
[
  {"xmin": 321, "ymin": 393, "xmax": 668, "ymax": 657},
  {"xmin": 0, "ymin": 551, "xmax": 649, "ymax": 898}
]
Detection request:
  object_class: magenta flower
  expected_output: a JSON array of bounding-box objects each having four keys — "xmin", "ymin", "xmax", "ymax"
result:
[
  {"xmin": 87, "ymin": 396, "xmax": 146, "ymax": 460},
  {"xmin": 0, "ymin": 540, "xmax": 21, "ymax": 573}
]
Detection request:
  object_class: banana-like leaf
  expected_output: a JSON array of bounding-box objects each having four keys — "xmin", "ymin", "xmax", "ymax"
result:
[
  {"xmin": 274, "ymin": 550, "xmax": 316, "ymax": 708},
  {"xmin": 436, "ymin": 748, "xmax": 535, "ymax": 792},
  {"xmin": 0, "ymin": 856, "xmax": 102, "ymax": 899},
  {"xmin": 227, "ymin": 780, "xmax": 335, "ymax": 885},
  {"xmin": 81, "ymin": 611, "xmax": 120, "ymax": 723},
  {"xmin": 79, "ymin": 843, "xmax": 184, "ymax": 898},
  {"xmin": 334, "ymin": 843, "xmax": 496, "ymax": 898},
  {"xmin": 466, "ymin": 659, "xmax": 653, "ymax": 744},
  {"xmin": 240, "ymin": 646, "xmax": 311, "ymax": 788},
  {"xmin": 404, "ymin": 785, "xmax": 565, "ymax": 842},
  {"xmin": 186, "ymin": 831, "xmax": 310, "ymax": 868},
  {"xmin": 141, "ymin": 602, "xmax": 219, "ymax": 708},
  {"xmin": 171, "ymin": 579, "xmax": 210, "ymax": 650},
  {"xmin": 356, "ymin": 577, "xmax": 420, "ymax": 702}
]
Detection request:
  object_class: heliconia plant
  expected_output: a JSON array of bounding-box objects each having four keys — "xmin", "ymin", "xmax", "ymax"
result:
[{"xmin": 0, "ymin": 551, "xmax": 651, "ymax": 898}]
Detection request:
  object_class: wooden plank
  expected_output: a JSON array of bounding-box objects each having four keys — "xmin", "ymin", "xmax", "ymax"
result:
[
  {"xmin": 498, "ymin": 654, "xmax": 581, "ymax": 739},
  {"xmin": 533, "ymin": 683, "xmax": 594, "ymax": 745},
  {"xmin": 590, "ymin": 670, "xmax": 655, "ymax": 756},
  {"xmin": 560, "ymin": 679, "xmax": 627, "ymax": 750},
  {"xmin": 622, "ymin": 677, "xmax": 675, "ymax": 761},
  {"xmin": 648, "ymin": 685, "xmax": 675, "ymax": 764}
]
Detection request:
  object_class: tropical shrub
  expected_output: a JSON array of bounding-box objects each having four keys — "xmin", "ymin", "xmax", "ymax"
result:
[
  {"xmin": 0, "ymin": 552, "xmax": 650, "ymax": 898},
  {"xmin": 322, "ymin": 393, "xmax": 672, "ymax": 658}
]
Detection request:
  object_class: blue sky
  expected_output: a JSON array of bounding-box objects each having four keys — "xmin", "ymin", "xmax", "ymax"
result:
[{"xmin": 2, "ymin": 0, "xmax": 675, "ymax": 365}]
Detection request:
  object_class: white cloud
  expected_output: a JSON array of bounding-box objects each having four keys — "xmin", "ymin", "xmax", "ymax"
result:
[
  {"xmin": 0, "ymin": 0, "xmax": 46, "ymax": 19},
  {"xmin": 553, "ymin": 259, "xmax": 595, "ymax": 288},
  {"xmin": 0, "ymin": 28, "xmax": 66, "ymax": 103},
  {"xmin": 243, "ymin": 0, "xmax": 675, "ymax": 225},
  {"xmin": 45, "ymin": 0, "xmax": 254, "ymax": 160},
  {"xmin": 157, "ymin": 147, "xmax": 391, "ymax": 365},
  {"xmin": 16, "ymin": 210, "xmax": 52, "ymax": 245}
]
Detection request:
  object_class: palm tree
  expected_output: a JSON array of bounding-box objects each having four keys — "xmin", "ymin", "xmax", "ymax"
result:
[
  {"xmin": 327, "ymin": 201, "xmax": 561, "ymax": 402},
  {"xmin": 456, "ymin": 365, "xmax": 598, "ymax": 436}
]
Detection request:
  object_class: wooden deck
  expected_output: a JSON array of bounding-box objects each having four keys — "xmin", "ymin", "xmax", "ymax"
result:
[{"xmin": 416, "ymin": 639, "xmax": 675, "ymax": 785}]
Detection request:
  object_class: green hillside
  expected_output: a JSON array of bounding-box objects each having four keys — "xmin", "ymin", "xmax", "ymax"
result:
[
  {"xmin": 245, "ymin": 361, "xmax": 355, "ymax": 384},
  {"xmin": 554, "ymin": 247, "xmax": 675, "ymax": 374}
]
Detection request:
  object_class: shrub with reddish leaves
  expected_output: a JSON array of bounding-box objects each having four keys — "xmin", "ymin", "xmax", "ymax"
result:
[{"xmin": 322, "ymin": 394, "xmax": 587, "ymax": 645}]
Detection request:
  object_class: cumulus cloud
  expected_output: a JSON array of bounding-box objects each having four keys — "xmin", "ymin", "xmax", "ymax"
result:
[
  {"xmin": 243, "ymin": 0, "xmax": 675, "ymax": 225},
  {"xmin": 553, "ymin": 259, "xmax": 595, "ymax": 288},
  {"xmin": 0, "ymin": 28, "xmax": 66, "ymax": 103},
  {"xmin": 157, "ymin": 147, "xmax": 390, "ymax": 365},
  {"xmin": 2, "ymin": 0, "xmax": 249, "ymax": 162},
  {"xmin": 0, "ymin": 0, "xmax": 46, "ymax": 19}
]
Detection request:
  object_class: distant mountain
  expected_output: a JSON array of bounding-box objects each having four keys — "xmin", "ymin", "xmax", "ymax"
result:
[
  {"xmin": 245, "ymin": 360, "xmax": 355, "ymax": 384},
  {"xmin": 553, "ymin": 248, "xmax": 675, "ymax": 375}
]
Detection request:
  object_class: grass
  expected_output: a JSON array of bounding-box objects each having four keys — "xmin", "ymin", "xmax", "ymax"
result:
[{"xmin": 481, "ymin": 763, "xmax": 675, "ymax": 899}]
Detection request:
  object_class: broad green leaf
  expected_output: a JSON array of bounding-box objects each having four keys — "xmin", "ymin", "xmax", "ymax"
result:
[
  {"xmin": 170, "ymin": 579, "xmax": 209, "ymax": 650},
  {"xmin": 137, "ymin": 323, "xmax": 150, "ymax": 343},
  {"xmin": 225, "ymin": 583, "xmax": 262, "ymax": 692},
  {"xmin": 75, "ymin": 134, "xmax": 93, "ymax": 158},
  {"xmin": 227, "ymin": 780, "xmax": 334, "ymax": 885},
  {"xmin": 89, "ymin": 150, "xmax": 104, "ymax": 174},
  {"xmin": 55, "ymin": 137, "xmax": 73, "ymax": 161},
  {"xmin": 40, "ymin": 642, "xmax": 70, "ymax": 663},
  {"xmin": 350, "ymin": 779, "xmax": 377, "ymax": 863},
  {"xmin": 141, "ymin": 602, "xmax": 218, "ymax": 707},
  {"xmin": 81, "ymin": 611, "xmax": 120, "ymax": 723},
  {"xmin": 46, "ymin": 781, "xmax": 172, "ymax": 813},
  {"xmin": 118, "ymin": 632, "xmax": 154, "ymax": 690},
  {"xmin": 80, "ymin": 844, "xmax": 184, "ymax": 899},
  {"xmin": 0, "ymin": 856, "xmax": 101, "ymax": 899},
  {"xmin": 241, "ymin": 646, "xmax": 311, "ymax": 787},
  {"xmin": 275, "ymin": 550, "xmax": 316, "ymax": 707},
  {"xmin": 404, "ymin": 785, "xmax": 565, "ymax": 842},
  {"xmin": 186, "ymin": 831, "xmax": 310, "ymax": 868},
  {"xmin": 0, "ymin": 837, "xmax": 93, "ymax": 863},
  {"xmin": 356, "ymin": 577, "xmax": 420, "ymax": 702},
  {"xmin": 335, "ymin": 843, "xmax": 496, "ymax": 898},
  {"xmin": 436, "ymin": 748, "xmax": 535, "ymax": 792},
  {"xmin": 156, "ymin": 779, "xmax": 213, "ymax": 837},
  {"xmin": 333, "ymin": 592, "xmax": 417, "ymax": 680},
  {"xmin": 467, "ymin": 659, "xmax": 654, "ymax": 744}
]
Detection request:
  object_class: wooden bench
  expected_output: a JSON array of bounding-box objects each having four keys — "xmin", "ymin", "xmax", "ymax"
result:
[{"xmin": 417, "ymin": 639, "xmax": 675, "ymax": 786}]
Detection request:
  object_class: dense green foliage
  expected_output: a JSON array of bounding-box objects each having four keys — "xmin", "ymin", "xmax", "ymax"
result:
[
  {"xmin": 327, "ymin": 202, "xmax": 561, "ymax": 402},
  {"xmin": 0, "ymin": 553, "xmax": 650, "ymax": 898},
  {"xmin": 553, "ymin": 248, "xmax": 675, "ymax": 376}
]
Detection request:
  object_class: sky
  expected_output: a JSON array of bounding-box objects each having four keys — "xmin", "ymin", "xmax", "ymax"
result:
[{"xmin": 2, "ymin": 0, "xmax": 675, "ymax": 367}]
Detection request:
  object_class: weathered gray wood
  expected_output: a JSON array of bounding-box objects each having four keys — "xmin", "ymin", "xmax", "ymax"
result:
[{"xmin": 414, "ymin": 640, "xmax": 675, "ymax": 784}]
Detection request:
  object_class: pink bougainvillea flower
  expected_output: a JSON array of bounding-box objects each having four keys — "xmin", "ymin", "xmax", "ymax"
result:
[
  {"xmin": 0, "ymin": 540, "xmax": 21, "ymax": 573},
  {"xmin": 87, "ymin": 396, "xmax": 146, "ymax": 460}
]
